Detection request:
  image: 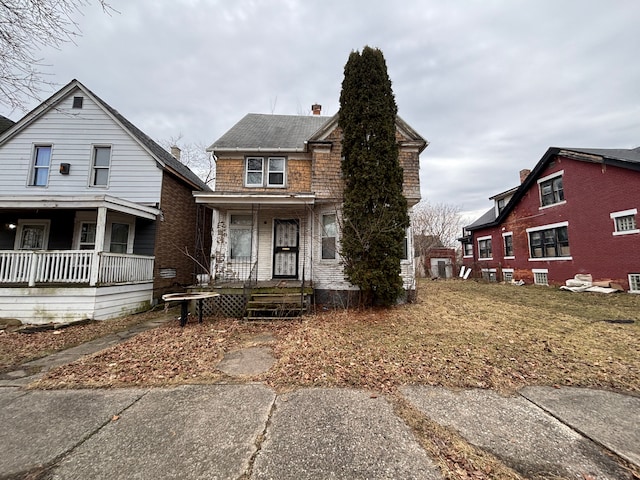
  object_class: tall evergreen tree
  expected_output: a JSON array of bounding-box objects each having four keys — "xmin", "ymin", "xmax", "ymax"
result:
[{"xmin": 339, "ymin": 46, "xmax": 409, "ymax": 306}]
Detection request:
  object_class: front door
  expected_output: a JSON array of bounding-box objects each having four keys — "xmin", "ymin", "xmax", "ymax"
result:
[{"xmin": 273, "ymin": 219, "xmax": 299, "ymax": 278}]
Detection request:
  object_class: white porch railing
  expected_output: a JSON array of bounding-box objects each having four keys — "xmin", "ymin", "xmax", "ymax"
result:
[
  {"xmin": 0, "ymin": 251, "xmax": 154, "ymax": 286},
  {"xmin": 98, "ymin": 252, "xmax": 155, "ymax": 284}
]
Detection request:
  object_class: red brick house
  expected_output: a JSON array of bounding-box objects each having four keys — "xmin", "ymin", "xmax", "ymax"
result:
[
  {"xmin": 459, "ymin": 146, "xmax": 640, "ymax": 292},
  {"xmin": 0, "ymin": 80, "xmax": 211, "ymax": 324}
]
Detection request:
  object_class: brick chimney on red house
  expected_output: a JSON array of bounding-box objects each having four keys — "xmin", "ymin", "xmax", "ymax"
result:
[
  {"xmin": 312, "ymin": 104, "xmax": 322, "ymax": 115},
  {"xmin": 519, "ymin": 169, "xmax": 531, "ymax": 183}
]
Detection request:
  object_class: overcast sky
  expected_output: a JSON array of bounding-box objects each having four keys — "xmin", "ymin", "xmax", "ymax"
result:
[{"xmin": 3, "ymin": 0, "xmax": 640, "ymax": 220}]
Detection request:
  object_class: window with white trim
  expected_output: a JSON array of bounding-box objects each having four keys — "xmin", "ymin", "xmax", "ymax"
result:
[
  {"xmin": 463, "ymin": 242, "xmax": 473, "ymax": 257},
  {"xmin": 245, "ymin": 157, "xmax": 286, "ymax": 187},
  {"xmin": 533, "ymin": 269, "xmax": 548, "ymax": 285},
  {"xmin": 478, "ymin": 236, "xmax": 492, "ymax": 259},
  {"xmin": 109, "ymin": 223, "xmax": 130, "ymax": 253},
  {"xmin": 503, "ymin": 232, "xmax": 514, "ymax": 258},
  {"xmin": 481, "ymin": 268, "xmax": 497, "ymax": 282},
  {"xmin": 14, "ymin": 220, "xmax": 50, "ymax": 250},
  {"xmin": 91, "ymin": 146, "xmax": 111, "ymax": 186},
  {"xmin": 321, "ymin": 213, "xmax": 337, "ymax": 260},
  {"xmin": 79, "ymin": 222, "xmax": 97, "ymax": 250},
  {"xmin": 528, "ymin": 223, "xmax": 570, "ymax": 259},
  {"xmin": 629, "ymin": 274, "xmax": 640, "ymax": 293},
  {"xmin": 502, "ymin": 268, "xmax": 514, "ymax": 283},
  {"xmin": 610, "ymin": 209, "xmax": 638, "ymax": 235},
  {"xmin": 267, "ymin": 157, "xmax": 285, "ymax": 187},
  {"xmin": 31, "ymin": 145, "xmax": 52, "ymax": 186},
  {"xmin": 229, "ymin": 214, "xmax": 253, "ymax": 260},
  {"xmin": 538, "ymin": 171, "xmax": 564, "ymax": 207}
]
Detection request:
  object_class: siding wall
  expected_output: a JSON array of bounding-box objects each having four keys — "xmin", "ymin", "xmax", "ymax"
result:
[
  {"xmin": 463, "ymin": 157, "xmax": 640, "ymax": 289},
  {"xmin": 0, "ymin": 88, "xmax": 163, "ymax": 204},
  {"xmin": 0, "ymin": 283, "xmax": 153, "ymax": 324},
  {"xmin": 215, "ymin": 155, "xmax": 312, "ymax": 192}
]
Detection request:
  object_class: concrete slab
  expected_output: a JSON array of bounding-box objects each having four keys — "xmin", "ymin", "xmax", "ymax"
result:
[
  {"xmin": 401, "ymin": 386, "xmax": 630, "ymax": 480},
  {"xmin": 50, "ymin": 384, "xmax": 275, "ymax": 480},
  {"xmin": 521, "ymin": 386, "xmax": 640, "ymax": 468},
  {"xmin": 0, "ymin": 388, "xmax": 147, "ymax": 478},
  {"xmin": 217, "ymin": 347, "xmax": 276, "ymax": 376},
  {"xmin": 0, "ymin": 387, "xmax": 28, "ymax": 407},
  {"xmin": 252, "ymin": 388, "xmax": 442, "ymax": 479}
]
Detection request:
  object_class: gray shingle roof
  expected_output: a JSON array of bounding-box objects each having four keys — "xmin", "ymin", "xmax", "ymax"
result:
[
  {"xmin": 561, "ymin": 146, "xmax": 640, "ymax": 165},
  {"xmin": 0, "ymin": 115, "xmax": 14, "ymax": 135},
  {"xmin": 210, "ymin": 113, "xmax": 330, "ymax": 151},
  {"xmin": 83, "ymin": 84, "xmax": 210, "ymax": 191}
]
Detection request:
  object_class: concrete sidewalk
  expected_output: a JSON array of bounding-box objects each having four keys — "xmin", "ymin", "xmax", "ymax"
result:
[
  {"xmin": 1, "ymin": 384, "xmax": 637, "ymax": 479},
  {"xmin": 0, "ymin": 316, "xmax": 638, "ymax": 479}
]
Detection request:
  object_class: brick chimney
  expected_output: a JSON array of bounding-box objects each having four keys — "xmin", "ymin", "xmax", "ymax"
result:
[
  {"xmin": 170, "ymin": 145, "xmax": 181, "ymax": 161},
  {"xmin": 311, "ymin": 104, "xmax": 322, "ymax": 115},
  {"xmin": 519, "ymin": 169, "xmax": 531, "ymax": 184}
]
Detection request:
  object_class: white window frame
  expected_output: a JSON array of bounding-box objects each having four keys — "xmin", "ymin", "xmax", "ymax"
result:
[
  {"xmin": 30, "ymin": 145, "xmax": 52, "ymax": 187},
  {"xmin": 481, "ymin": 268, "xmax": 497, "ymax": 282},
  {"xmin": 14, "ymin": 219, "xmax": 51, "ymax": 250},
  {"xmin": 245, "ymin": 157, "xmax": 264, "ymax": 187},
  {"xmin": 502, "ymin": 268, "xmax": 514, "ymax": 283},
  {"xmin": 526, "ymin": 221, "xmax": 572, "ymax": 261},
  {"xmin": 537, "ymin": 170, "xmax": 566, "ymax": 209},
  {"xmin": 502, "ymin": 231, "xmax": 514, "ymax": 259},
  {"xmin": 267, "ymin": 157, "xmax": 286, "ymax": 187},
  {"xmin": 320, "ymin": 212, "xmax": 338, "ymax": 261},
  {"xmin": 610, "ymin": 208, "xmax": 639, "ymax": 236},
  {"xmin": 477, "ymin": 235, "xmax": 492, "ymax": 260},
  {"xmin": 532, "ymin": 268, "xmax": 549, "ymax": 285},
  {"xmin": 228, "ymin": 212, "xmax": 254, "ymax": 261},
  {"xmin": 90, "ymin": 145, "xmax": 112, "ymax": 187},
  {"xmin": 77, "ymin": 222, "xmax": 97, "ymax": 250},
  {"xmin": 463, "ymin": 242, "xmax": 473, "ymax": 258},
  {"xmin": 629, "ymin": 274, "xmax": 640, "ymax": 293}
]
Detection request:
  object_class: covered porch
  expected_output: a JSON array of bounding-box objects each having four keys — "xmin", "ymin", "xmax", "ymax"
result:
[{"xmin": 0, "ymin": 195, "xmax": 159, "ymax": 323}]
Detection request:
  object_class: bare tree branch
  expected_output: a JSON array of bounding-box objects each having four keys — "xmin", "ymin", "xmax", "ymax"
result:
[
  {"xmin": 0, "ymin": 0, "xmax": 113, "ymax": 112},
  {"xmin": 160, "ymin": 136, "xmax": 216, "ymax": 187}
]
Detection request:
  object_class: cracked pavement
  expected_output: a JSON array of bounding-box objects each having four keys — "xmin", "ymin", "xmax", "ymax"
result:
[{"xmin": 1, "ymin": 384, "xmax": 637, "ymax": 479}]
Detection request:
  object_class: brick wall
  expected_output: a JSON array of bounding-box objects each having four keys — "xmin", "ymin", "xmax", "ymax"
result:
[
  {"xmin": 153, "ymin": 173, "xmax": 210, "ymax": 299},
  {"xmin": 462, "ymin": 156, "xmax": 640, "ymax": 289}
]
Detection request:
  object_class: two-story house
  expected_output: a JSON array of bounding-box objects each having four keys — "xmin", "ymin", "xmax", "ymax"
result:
[
  {"xmin": 194, "ymin": 106, "xmax": 427, "ymax": 317},
  {"xmin": 0, "ymin": 80, "xmax": 211, "ymax": 324},
  {"xmin": 460, "ymin": 146, "xmax": 640, "ymax": 292}
]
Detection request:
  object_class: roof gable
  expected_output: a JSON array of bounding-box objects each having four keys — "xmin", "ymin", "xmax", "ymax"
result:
[
  {"xmin": 0, "ymin": 79, "xmax": 209, "ymax": 191},
  {"xmin": 466, "ymin": 144, "xmax": 640, "ymax": 231}
]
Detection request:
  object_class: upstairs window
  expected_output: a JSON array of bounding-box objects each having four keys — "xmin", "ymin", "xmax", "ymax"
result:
[
  {"xmin": 267, "ymin": 157, "xmax": 285, "ymax": 187},
  {"xmin": 31, "ymin": 145, "xmax": 52, "ymax": 186},
  {"xmin": 497, "ymin": 197, "xmax": 506, "ymax": 214},
  {"xmin": 538, "ymin": 172, "xmax": 564, "ymax": 207},
  {"xmin": 463, "ymin": 242, "xmax": 473, "ymax": 257},
  {"xmin": 321, "ymin": 213, "xmax": 337, "ymax": 259},
  {"xmin": 478, "ymin": 236, "xmax": 492, "ymax": 259},
  {"xmin": 611, "ymin": 209, "xmax": 638, "ymax": 236},
  {"xmin": 245, "ymin": 157, "xmax": 286, "ymax": 187},
  {"xmin": 91, "ymin": 146, "xmax": 111, "ymax": 186},
  {"xmin": 245, "ymin": 157, "xmax": 263, "ymax": 186}
]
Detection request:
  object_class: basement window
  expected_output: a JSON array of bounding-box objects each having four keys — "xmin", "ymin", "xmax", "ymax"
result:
[
  {"xmin": 533, "ymin": 269, "xmax": 548, "ymax": 285},
  {"xmin": 629, "ymin": 274, "xmax": 640, "ymax": 293}
]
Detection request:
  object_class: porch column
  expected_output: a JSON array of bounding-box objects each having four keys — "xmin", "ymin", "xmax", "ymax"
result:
[{"xmin": 89, "ymin": 207, "xmax": 108, "ymax": 286}]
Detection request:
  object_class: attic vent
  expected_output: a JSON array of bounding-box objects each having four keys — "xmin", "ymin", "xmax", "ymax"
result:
[{"xmin": 72, "ymin": 96, "xmax": 83, "ymax": 109}]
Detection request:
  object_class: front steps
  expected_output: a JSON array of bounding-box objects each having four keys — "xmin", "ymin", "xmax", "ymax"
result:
[{"xmin": 245, "ymin": 291, "xmax": 310, "ymax": 320}]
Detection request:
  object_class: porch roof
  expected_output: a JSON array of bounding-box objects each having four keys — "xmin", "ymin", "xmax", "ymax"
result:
[
  {"xmin": 193, "ymin": 191, "xmax": 315, "ymax": 207},
  {"xmin": 0, "ymin": 195, "xmax": 160, "ymax": 220}
]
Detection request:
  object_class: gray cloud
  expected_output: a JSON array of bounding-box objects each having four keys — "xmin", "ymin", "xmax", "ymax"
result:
[{"xmin": 3, "ymin": 0, "xmax": 639, "ymax": 218}]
